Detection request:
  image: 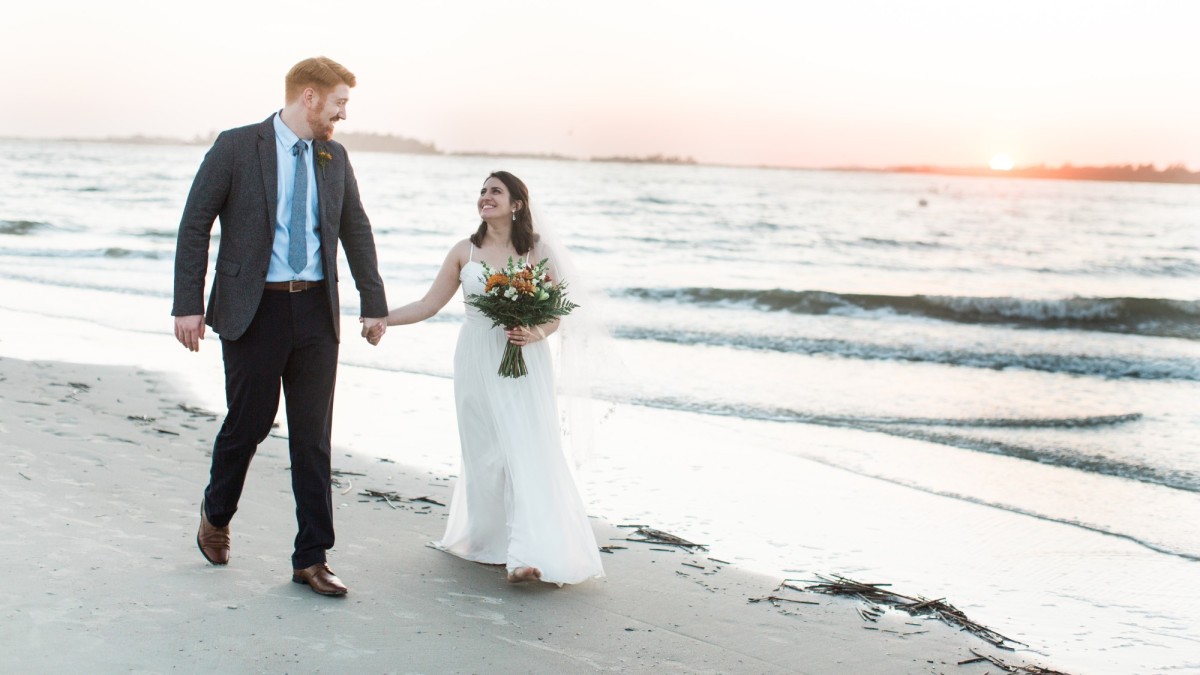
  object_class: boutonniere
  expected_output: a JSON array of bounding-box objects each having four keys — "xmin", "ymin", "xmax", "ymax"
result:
[{"xmin": 315, "ymin": 147, "xmax": 333, "ymax": 174}]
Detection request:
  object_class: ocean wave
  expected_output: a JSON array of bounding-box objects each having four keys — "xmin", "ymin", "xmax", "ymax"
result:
[
  {"xmin": 135, "ymin": 229, "xmax": 179, "ymax": 239},
  {"xmin": 1041, "ymin": 258, "xmax": 1200, "ymax": 278},
  {"xmin": 0, "ymin": 271, "xmax": 169, "ymax": 297},
  {"xmin": 104, "ymin": 247, "xmax": 161, "ymax": 259},
  {"xmin": 0, "ymin": 220, "xmax": 49, "ymax": 236},
  {"xmin": 0, "ymin": 246, "xmax": 166, "ymax": 260},
  {"xmin": 750, "ymin": 221, "xmax": 782, "ymax": 231},
  {"xmin": 856, "ymin": 236, "xmax": 945, "ymax": 249},
  {"xmin": 622, "ymin": 288, "xmax": 1200, "ymax": 339},
  {"xmin": 630, "ymin": 396, "xmax": 1197, "ymax": 493},
  {"xmin": 1129, "ymin": 258, "xmax": 1200, "ymax": 277},
  {"xmin": 858, "ymin": 423, "xmax": 1199, "ymax": 494},
  {"xmin": 613, "ymin": 327, "xmax": 1200, "ymax": 380},
  {"xmin": 632, "ymin": 397, "xmax": 1143, "ymax": 431},
  {"xmin": 635, "ymin": 195, "xmax": 678, "ymax": 205}
]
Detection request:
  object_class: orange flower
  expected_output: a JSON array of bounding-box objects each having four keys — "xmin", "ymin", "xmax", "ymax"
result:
[
  {"xmin": 484, "ymin": 273, "xmax": 510, "ymax": 293},
  {"xmin": 513, "ymin": 279, "xmax": 535, "ymax": 295},
  {"xmin": 517, "ymin": 269, "xmax": 534, "ymax": 281}
]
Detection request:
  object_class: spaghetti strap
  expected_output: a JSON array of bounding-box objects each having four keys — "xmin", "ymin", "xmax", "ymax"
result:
[{"xmin": 468, "ymin": 242, "xmax": 474, "ymax": 262}]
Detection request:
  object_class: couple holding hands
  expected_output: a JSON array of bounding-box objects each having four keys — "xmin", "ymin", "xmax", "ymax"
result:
[{"xmin": 172, "ymin": 57, "xmax": 604, "ymax": 596}]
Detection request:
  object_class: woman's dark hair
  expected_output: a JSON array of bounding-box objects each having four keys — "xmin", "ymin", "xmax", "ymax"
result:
[{"xmin": 471, "ymin": 171, "xmax": 538, "ymax": 255}]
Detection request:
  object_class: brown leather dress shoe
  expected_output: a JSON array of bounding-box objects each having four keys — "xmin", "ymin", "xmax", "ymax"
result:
[
  {"xmin": 196, "ymin": 500, "xmax": 230, "ymax": 565},
  {"xmin": 292, "ymin": 563, "xmax": 348, "ymax": 596}
]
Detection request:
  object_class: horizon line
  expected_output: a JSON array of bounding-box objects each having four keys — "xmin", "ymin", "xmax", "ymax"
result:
[{"xmin": 1, "ymin": 133, "xmax": 1196, "ymax": 179}]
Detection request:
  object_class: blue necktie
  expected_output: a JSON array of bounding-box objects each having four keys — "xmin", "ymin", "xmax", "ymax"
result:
[{"xmin": 288, "ymin": 140, "xmax": 308, "ymax": 273}]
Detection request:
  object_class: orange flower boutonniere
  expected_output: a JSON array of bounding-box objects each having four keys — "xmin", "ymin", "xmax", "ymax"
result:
[{"xmin": 315, "ymin": 148, "xmax": 333, "ymax": 173}]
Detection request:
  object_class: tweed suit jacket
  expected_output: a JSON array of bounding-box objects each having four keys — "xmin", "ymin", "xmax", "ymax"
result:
[{"xmin": 172, "ymin": 115, "xmax": 387, "ymax": 341}]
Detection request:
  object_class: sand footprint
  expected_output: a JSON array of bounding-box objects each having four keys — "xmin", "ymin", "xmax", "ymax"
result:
[{"xmin": 440, "ymin": 592, "xmax": 510, "ymax": 626}]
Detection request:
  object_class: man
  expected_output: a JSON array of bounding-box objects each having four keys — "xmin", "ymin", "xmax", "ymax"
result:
[{"xmin": 172, "ymin": 56, "xmax": 389, "ymax": 596}]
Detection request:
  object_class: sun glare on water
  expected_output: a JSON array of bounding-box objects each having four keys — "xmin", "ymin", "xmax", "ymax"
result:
[{"xmin": 989, "ymin": 154, "xmax": 1015, "ymax": 171}]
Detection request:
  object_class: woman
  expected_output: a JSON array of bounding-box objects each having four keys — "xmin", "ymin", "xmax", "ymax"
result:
[{"xmin": 366, "ymin": 171, "xmax": 605, "ymax": 585}]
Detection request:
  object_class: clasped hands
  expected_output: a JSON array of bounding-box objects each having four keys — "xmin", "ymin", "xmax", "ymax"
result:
[{"xmin": 360, "ymin": 317, "xmax": 387, "ymax": 346}]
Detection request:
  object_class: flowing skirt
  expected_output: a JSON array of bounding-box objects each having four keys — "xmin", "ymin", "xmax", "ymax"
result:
[{"xmin": 434, "ymin": 318, "xmax": 604, "ymax": 585}]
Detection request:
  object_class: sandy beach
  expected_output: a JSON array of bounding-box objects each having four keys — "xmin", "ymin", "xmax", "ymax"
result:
[{"xmin": 0, "ymin": 352, "xmax": 1052, "ymax": 673}]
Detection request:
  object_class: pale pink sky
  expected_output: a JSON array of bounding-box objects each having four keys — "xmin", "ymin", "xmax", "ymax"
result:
[{"xmin": 6, "ymin": 0, "xmax": 1197, "ymax": 169}]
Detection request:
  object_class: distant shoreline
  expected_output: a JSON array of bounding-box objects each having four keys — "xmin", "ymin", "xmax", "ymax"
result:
[
  {"xmin": 858, "ymin": 164, "xmax": 1200, "ymax": 186},
  {"xmin": 3, "ymin": 133, "xmax": 1196, "ymax": 185}
]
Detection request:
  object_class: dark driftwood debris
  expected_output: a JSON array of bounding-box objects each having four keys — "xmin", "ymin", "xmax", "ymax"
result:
[
  {"xmin": 794, "ymin": 574, "xmax": 1025, "ymax": 649},
  {"xmin": 751, "ymin": 575, "xmax": 1069, "ymax": 673},
  {"xmin": 359, "ymin": 488, "xmax": 446, "ymax": 509},
  {"xmin": 177, "ymin": 403, "xmax": 218, "ymax": 419},
  {"xmin": 623, "ymin": 527, "xmax": 708, "ymax": 551},
  {"xmin": 959, "ymin": 649, "xmax": 1073, "ymax": 675},
  {"xmin": 748, "ymin": 595, "xmax": 820, "ymax": 607}
]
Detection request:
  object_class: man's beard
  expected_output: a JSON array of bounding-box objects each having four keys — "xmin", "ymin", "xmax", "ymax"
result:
[{"xmin": 307, "ymin": 106, "xmax": 336, "ymax": 141}]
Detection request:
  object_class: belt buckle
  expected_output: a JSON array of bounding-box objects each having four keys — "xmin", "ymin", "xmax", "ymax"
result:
[{"xmin": 288, "ymin": 280, "xmax": 304, "ymax": 293}]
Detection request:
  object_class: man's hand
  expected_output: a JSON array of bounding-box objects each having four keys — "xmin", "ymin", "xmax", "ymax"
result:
[
  {"xmin": 174, "ymin": 315, "xmax": 205, "ymax": 352},
  {"xmin": 360, "ymin": 317, "xmax": 387, "ymax": 346}
]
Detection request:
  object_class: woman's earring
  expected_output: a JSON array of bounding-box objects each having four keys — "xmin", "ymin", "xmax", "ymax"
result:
[{"xmin": 511, "ymin": 210, "xmax": 516, "ymax": 222}]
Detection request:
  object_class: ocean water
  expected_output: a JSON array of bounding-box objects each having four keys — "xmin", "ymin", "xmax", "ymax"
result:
[{"xmin": 1, "ymin": 138, "xmax": 1198, "ymax": 673}]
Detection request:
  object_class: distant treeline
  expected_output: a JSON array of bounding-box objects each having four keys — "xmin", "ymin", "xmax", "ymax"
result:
[
  {"xmin": 889, "ymin": 163, "xmax": 1200, "ymax": 185},
  {"xmin": 66, "ymin": 131, "xmax": 441, "ymax": 155},
  {"xmin": 66, "ymin": 133, "xmax": 693, "ymax": 166},
  {"xmin": 591, "ymin": 154, "xmax": 697, "ymax": 165},
  {"xmin": 335, "ymin": 132, "xmax": 439, "ymax": 155}
]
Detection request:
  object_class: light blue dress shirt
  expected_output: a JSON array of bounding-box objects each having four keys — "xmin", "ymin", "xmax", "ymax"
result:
[{"xmin": 268, "ymin": 113, "xmax": 324, "ymax": 282}]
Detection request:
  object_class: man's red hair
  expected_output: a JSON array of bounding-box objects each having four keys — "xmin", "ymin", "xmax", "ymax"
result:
[{"xmin": 285, "ymin": 57, "xmax": 356, "ymax": 102}]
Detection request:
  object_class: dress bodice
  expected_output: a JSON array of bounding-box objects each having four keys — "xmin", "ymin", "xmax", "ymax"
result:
[{"xmin": 460, "ymin": 261, "xmax": 489, "ymax": 323}]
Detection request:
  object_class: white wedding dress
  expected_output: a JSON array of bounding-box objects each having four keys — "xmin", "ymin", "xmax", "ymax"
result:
[{"xmin": 433, "ymin": 246, "xmax": 605, "ymax": 585}]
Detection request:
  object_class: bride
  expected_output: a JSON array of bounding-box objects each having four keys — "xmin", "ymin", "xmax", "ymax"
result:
[{"xmin": 365, "ymin": 171, "xmax": 605, "ymax": 585}]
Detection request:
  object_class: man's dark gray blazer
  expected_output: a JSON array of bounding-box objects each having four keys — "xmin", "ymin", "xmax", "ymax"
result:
[{"xmin": 172, "ymin": 115, "xmax": 388, "ymax": 336}]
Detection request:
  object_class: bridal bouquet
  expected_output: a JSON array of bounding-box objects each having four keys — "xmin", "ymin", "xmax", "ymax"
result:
[{"xmin": 465, "ymin": 257, "xmax": 578, "ymax": 378}]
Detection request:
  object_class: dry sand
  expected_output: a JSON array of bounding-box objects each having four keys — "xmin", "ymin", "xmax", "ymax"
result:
[{"xmin": 1, "ymin": 356, "xmax": 1052, "ymax": 673}]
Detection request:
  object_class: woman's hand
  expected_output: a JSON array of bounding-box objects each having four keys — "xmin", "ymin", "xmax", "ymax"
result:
[
  {"xmin": 506, "ymin": 325, "xmax": 546, "ymax": 346},
  {"xmin": 360, "ymin": 316, "xmax": 387, "ymax": 346}
]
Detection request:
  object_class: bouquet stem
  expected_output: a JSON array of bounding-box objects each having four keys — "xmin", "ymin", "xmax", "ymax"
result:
[{"xmin": 498, "ymin": 341, "xmax": 528, "ymax": 378}]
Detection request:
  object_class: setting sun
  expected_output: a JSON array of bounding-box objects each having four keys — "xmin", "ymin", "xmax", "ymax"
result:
[{"xmin": 989, "ymin": 154, "xmax": 1015, "ymax": 171}]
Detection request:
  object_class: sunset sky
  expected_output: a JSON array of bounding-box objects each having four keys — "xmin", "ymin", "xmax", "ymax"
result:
[{"xmin": 6, "ymin": 0, "xmax": 1197, "ymax": 169}]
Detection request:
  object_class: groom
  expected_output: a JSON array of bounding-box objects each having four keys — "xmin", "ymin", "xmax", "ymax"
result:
[{"xmin": 172, "ymin": 56, "xmax": 389, "ymax": 596}]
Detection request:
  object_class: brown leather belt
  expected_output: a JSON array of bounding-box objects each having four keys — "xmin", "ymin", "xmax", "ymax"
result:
[{"xmin": 263, "ymin": 280, "xmax": 325, "ymax": 293}]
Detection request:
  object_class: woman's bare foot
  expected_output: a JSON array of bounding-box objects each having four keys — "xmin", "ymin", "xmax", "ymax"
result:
[{"xmin": 507, "ymin": 566, "xmax": 542, "ymax": 583}]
